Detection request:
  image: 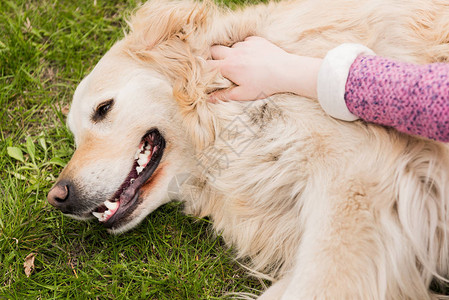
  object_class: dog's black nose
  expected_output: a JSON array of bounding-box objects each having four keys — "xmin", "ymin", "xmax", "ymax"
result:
[{"xmin": 47, "ymin": 181, "xmax": 70, "ymax": 208}]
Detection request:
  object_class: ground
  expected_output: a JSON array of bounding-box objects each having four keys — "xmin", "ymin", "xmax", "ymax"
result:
[{"xmin": 0, "ymin": 0, "xmax": 267, "ymax": 298}]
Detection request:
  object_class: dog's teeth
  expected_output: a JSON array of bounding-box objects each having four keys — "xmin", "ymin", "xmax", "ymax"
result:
[
  {"xmin": 134, "ymin": 150, "xmax": 140, "ymax": 159},
  {"xmin": 104, "ymin": 200, "xmax": 118, "ymax": 211},
  {"xmin": 137, "ymin": 152, "xmax": 150, "ymax": 166},
  {"xmin": 136, "ymin": 166, "xmax": 144, "ymax": 174},
  {"xmin": 92, "ymin": 211, "xmax": 103, "ymax": 219},
  {"xmin": 137, "ymin": 155, "xmax": 147, "ymax": 166}
]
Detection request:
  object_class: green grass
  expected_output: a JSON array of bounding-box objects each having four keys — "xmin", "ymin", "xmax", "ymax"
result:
[{"xmin": 0, "ymin": 0, "xmax": 266, "ymax": 298}]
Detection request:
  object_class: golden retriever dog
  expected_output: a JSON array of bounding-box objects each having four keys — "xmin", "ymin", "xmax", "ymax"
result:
[{"xmin": 47, "ymin": 0, "xmax": 449, "ymax": 298}]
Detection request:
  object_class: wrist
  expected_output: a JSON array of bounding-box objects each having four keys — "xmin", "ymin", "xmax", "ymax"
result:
[{"xmin": 281, "ymin": 54, "xmax": 322, "ymax": 99}]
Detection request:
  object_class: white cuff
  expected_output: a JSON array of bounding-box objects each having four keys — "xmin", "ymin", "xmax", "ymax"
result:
[{"xmin": 317, "ymin": 43, "xmax": 375, "ymax": 121}]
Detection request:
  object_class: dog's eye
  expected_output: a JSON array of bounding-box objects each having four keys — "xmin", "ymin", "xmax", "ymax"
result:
[{"xmin": 92, "ymin": 99, "xmax": 114, "ymax": 122}]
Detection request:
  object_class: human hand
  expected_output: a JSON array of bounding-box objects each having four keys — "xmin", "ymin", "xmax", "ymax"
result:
[
  {"xmin": 207, "ymin": 36, "xmax": 322, "ymax": 102},
  {"xmin": 207, "ymin": 36, "xmax": 292, "ymax": 101}
]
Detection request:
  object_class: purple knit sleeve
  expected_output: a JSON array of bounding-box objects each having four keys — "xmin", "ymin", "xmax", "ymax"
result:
[{"xmin": 344, "ymin": 56, "xmax": 449, "ymax": 142}]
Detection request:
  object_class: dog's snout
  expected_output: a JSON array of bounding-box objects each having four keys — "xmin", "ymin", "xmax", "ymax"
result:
[{"xmin": 47, "ymin": 181, "xmax": 70, "ymax": 208}]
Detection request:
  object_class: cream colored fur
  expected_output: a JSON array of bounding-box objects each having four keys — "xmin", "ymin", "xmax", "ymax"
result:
[{"xmin": 62, "ymin": 0, "xmax": 449, "ymax": 298}]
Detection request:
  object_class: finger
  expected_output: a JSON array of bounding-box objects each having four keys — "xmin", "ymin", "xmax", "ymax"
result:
[
  {"xmin": 233, "ymin": 36, "xmax": 258, "ymax": 48},
  {"xmin": 205, "ymin": 59, "xmax": 222, "ymax": 71},
  {"xmin": 231, "ymin": 40, "xmax": 246, "ymax": 48},
  {"xmin": 225, "ymin": 86, "xmax": 251, "ymax": 101},
  {"xmin": 209, "ymin": 86, "xmax": 257, "ymax": 102},
  {"xmin": 226, "ymin": 86, "xmax": 272, "ymax": 101},
  {"xmin": 208, "ymin": 89, "xmax": 228, "ymax": 103},
  {"xmin": 244, "ymin": 36, "xmax": 258, "ymax": 41},
  {"xmin": 210, "ymin": 45, "xmax": 232, "ymax": 60},
  {"xmin": 207, "ymin": 93, "xmax": 219, "ymax": 104}
]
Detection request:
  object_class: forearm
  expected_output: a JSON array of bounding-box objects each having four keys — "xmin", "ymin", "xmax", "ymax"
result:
[
  {"xmin": 281, "ymin": 54, "xmax": 322, "ymax": 99},
  {"xmin": 345, "ymin": 56, "xmax": 449, "ymax": 142},
  {"xmin": 317, "ymin": 44, "xmax": 449, "ymax": 142}
]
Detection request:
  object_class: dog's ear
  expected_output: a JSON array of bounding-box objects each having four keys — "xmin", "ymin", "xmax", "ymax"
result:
[
  {"xmin": 125, "ymin": 0, "xmax": 210, "ymax": 53},
  {"xmin": 124, "ymin": 0, "xmax": 219, "ymax": 150}
]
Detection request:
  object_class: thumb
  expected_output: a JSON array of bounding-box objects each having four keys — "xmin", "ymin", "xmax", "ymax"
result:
[{"xmin": 209, "ymin": 86, "xmax": 256, "ymax": 102}]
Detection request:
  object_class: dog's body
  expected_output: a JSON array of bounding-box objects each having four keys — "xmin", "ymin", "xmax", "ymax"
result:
[{"xmin": 48, "ymin": 0, "xmax": 449, "ymax": 298}]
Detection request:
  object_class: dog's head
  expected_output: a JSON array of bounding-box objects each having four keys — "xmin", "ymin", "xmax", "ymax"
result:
[
  {"xmin": 47, "ymin": 40, "xmax": 193, "ymax": 233},
  {"xmin": 47, "ymin": 0, "xmax": 236, "ymax": 233}
]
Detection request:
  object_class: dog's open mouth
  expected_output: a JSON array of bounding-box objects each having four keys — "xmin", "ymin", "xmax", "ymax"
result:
[{"xmin": 91, "ymin": 129, "xmax": 165, "ymax": 227}]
